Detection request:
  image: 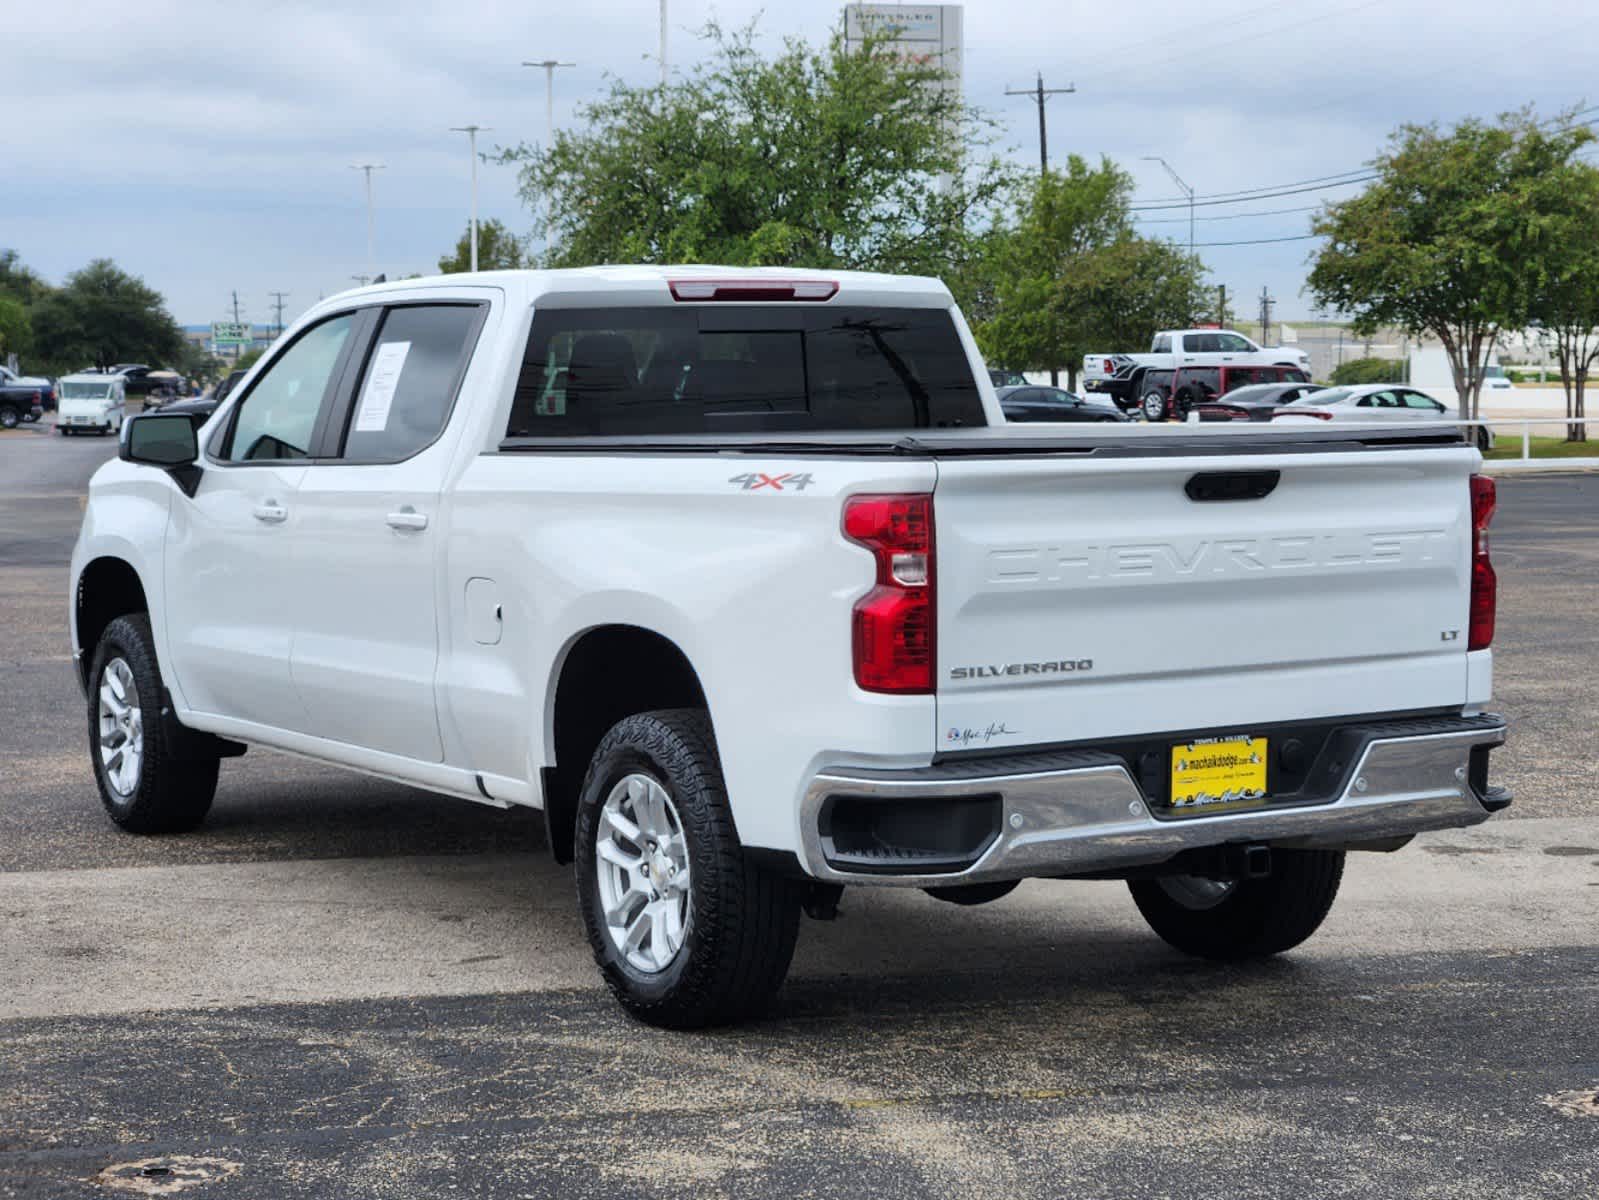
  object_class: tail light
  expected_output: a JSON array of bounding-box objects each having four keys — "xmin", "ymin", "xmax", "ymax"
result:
[
  {"xmin": 1102, "ymin": 359, "xmax": 1114, "ymax": 373},
  {"xmin": 843, "ymin": 494, "xmax": 934, "ymax": 693},
  {"xmin": 1270, "ymin": 408, "xmax": 1332, "ymax": 420},
  {"xmin": 1469, "ymin": 474, "xmax": 1496, "ymax": 650}
]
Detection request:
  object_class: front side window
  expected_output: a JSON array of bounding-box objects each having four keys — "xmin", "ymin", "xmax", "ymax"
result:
[
  {"xmin": 340, "ymin": 305, "xmax": 481, "ymax": 462},
  {"xmin": 507, "ymin": 305, "xmax": 984, "ymax": 437},
  {"xmin": 224, "ymin": 314, "xmax": 354, "ymax": 462},
  {"xmin": 1216, "ymin": 333, "xmax": 1254, "ymax": 353},
  {"xmin": 1399, "ymin": 390, "xmax": 1442, "ymax": 411}
]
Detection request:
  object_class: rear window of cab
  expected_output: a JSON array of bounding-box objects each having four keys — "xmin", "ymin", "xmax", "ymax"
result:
[{"xmin": 507, "ymin": 305, "xmax": 985, "ymax": 436}]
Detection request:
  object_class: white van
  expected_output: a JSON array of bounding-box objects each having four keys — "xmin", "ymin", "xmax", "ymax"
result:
[{"xmin": 56, "ymin": 374, "xmax": 127, "ymax": 436}]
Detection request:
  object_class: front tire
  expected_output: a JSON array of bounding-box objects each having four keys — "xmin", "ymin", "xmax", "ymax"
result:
[
  {"xmin": 88, "ymin": 614, "xmax": 218, "ymax": 834},
  {"xmin": 575, "ymin": 709, "xmax": 802, "ymax": 1028},
  {"xmin": 1140, "ymin": 389, "xmax": 1169, "ymax": 421},
  {"xmin": 1128, "ymin": 849, "xmax": 1344, "ymax": 960}
]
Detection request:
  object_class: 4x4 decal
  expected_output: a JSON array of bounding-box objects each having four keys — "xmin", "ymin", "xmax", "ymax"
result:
[{"xmin": 728, "ymin": 472, "xmax": 814, "ymax": 492}]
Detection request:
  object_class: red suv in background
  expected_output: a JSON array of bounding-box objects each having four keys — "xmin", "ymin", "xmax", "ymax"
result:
[{"xmin": 1138, "ymin": 364, "xmax": 1311, "ymax": 422}]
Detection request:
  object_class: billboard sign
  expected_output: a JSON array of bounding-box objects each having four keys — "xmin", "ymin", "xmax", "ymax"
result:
[
  {"xmin": 211, "ymin": 322, "xmax": 251, "ymax": 345},
  {"xmin": 843, "ymin": 4, "xmax": 962, "ymax": 97}
]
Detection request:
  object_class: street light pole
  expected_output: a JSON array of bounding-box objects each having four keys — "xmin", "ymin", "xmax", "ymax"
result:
[
  {"xmin": 349, "ymin": 162, "xmax": 385, "ymax": 282},
  {"xmin": 521, "ymin": 59, "xmax": 576, "ymax": 151},
  {"xmin": 1143, "ymin": 155, "xmax": 1194, "ymax": 261},
  {"xmin": 450, "ymin": 125, "xmax": 491, "ymax": 272},
  {"xmin": 659, "ymin": 0, "xmax": 668, "ymax": 86}
]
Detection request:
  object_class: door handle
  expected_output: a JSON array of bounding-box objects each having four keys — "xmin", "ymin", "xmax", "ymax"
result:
[
  {"xmin": 386, "ymin": 507, "xmax": 429, "ymax": 531},
  {"xmin": 252, "ymin": 502, "xmax": 288, "ymax": 524}
]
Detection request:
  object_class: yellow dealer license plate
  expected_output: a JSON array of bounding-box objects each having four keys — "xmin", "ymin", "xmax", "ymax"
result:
[{"xmin": 1169, "ymin": 735, "xmax": 1268, "ymax": 810}]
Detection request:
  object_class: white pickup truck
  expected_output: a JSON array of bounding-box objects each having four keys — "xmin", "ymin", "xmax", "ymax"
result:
[
  {"xmin": 1084, "ymin": 328, "xmax": 1313, "ymax": 410},
  {"xmin": 72, "ymin": 267, "xmax": 1509, "ymax": 1028}
]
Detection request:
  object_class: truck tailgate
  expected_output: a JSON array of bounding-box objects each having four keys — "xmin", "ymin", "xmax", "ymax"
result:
[{"xmin": 933, "ymin": 446, "xmax": 1476, "ymax": 751}]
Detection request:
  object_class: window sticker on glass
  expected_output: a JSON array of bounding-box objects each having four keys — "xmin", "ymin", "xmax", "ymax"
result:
[{"xmin": 355, "ymin": 340, "xmax": 412, "ymax": 432}]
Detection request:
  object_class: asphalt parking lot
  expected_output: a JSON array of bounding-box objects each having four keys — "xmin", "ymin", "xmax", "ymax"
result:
[{"xmin": 2, "ymin": 430, "xmax": 1596, "ymax": 1198}]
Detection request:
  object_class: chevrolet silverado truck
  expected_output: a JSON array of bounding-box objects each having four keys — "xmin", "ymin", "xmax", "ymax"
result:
[
  {"xmin": 1084, "ymin": 328, "xmax": 1312, "ymax": 414},
  {"xmin": 71, "ymin": 267, "xmax": 1509, "ymax": 1028}
]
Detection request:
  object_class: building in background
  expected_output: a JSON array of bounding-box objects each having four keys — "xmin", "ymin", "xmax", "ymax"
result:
[{"xmin": 843, "ymin": 4, "xmax": 963, "ymax": 100}]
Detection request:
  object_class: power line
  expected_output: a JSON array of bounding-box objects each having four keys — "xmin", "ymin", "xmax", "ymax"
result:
[
  {"xmin": 1137, "ymin": 204, "xmax": 1321, "ymax": 225},
  {"xmin": 1193, "ymin": 233, "xmax": 1322, "ymax": 248},
  {"xmin": 1081, "ymin": 0, "xmax": 1387, "ymax": 87},
  {"xmin": 1137, "ymin": 168, "xmax": 1375, "ymax": 206},
  {"xmin": 1133, "ymin": 175, "xmax": 1376, "ymax": 211}
]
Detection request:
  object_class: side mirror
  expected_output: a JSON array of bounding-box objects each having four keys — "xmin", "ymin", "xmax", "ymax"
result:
[{"xmin": 120, "ymin": 411, "xmax": 204, "ymax": 496}]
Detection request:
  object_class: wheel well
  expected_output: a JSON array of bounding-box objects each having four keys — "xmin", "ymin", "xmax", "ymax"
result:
[
  {"xmin": 544, "ymin": 625, "xmax": 708, "ymax": 864},
  {"xmin": 75, "ymin": 557, "xmax": 148, "ymax": 688}
]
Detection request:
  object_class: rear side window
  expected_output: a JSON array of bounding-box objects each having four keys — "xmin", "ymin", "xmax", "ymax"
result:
[
  {"xmin": 506, "ymin": 305, "xmax": 984, "ymax": 437},
  {"xmin": 340, "ymin": 304, "xmax": 482, "ymax": 462}
]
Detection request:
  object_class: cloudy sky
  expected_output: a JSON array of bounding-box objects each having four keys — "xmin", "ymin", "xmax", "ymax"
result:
[{"xmin": 5, "ymin": 0, "xmax": 1595, "ymax": 328}]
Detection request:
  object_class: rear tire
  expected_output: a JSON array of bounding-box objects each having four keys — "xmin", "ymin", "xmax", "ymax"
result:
[
  {"xmin": 574, "ymin": 708, "xmax": 802, "ymax": 1028},
  {"xmin": 1140, "ymin": 389, "xmax": 1168, "ymax": 422},
  {"xmin": 87, "ymin": 614, "xmax": 218, "ymax": 834},
  {"xmin": 1128, "ymin": 849, "xmax": 1344, "ymax": 959}
]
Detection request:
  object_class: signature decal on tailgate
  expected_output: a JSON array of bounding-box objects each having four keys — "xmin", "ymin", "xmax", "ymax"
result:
[
  {"xmin": 987, "ymin": 529, "xmax": 1449, "ymax": 585},
  {"xmin": 950, "ymin": 659, "xmax": 1093, "ymax": 680}
]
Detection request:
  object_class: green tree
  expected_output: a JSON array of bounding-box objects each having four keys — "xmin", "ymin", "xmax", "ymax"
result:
[
  {"xmin": 0, "ymin": 249, "xmax": 51, "ymax": 307},
  {"xmin": 972, "ymin": 159, "xmax": 1208, "ymax": 388},
  {"xmin": 29, "ymin": 259, "xmax": 184, "ymax": 374},
  {"xmin": 1530, "ymin": 162, "xmax": 1599, "ymax": 441},
  {"xmin": 0, "ymin": 296, "xmax": 31, "ymax": 358},
  {"xmin": 499, "ymin": 22, "xmax": 1009, "ymax": 278},
  {"xmin": 1308, "ymin": 110, "xmax": 1595, "ymax": 421},
  {"xmin": 1329, "ymin": 356, "xmax": 1404, "ymax": 386},
  {"xmin": 437, "ymin": 218, "xmax": 529, "ymax": 273}
]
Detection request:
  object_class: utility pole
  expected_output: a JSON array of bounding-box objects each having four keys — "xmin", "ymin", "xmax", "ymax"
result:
[
  {"xmin": 1144, "ymin": 157, "xmax": 1195, "ymax": 261},
  {"xmin": 659, "ymin": 0, "xmax": 668, "ymax": 86},
  {"xmin": 230, "ymin": 291, "xmax": 244, "ymax": 363},
  {"xmin": 1258, "ymin": 286, "xmax": 1275, "ymax": 347},
  {"xmin": 267, "ymin": 291, "xmax": 289, "ymax": 338},
  {"xmin": 1216, "ymin": 284, "xmax": 1229, "ymax": 328},
  {"xmin": 449, "ymin": 125, "xmax": 491, "ymax": 272},
  {"xmin": 1005, "ymin": 72, "xmax": 1075, "ymax": 173},
  {"xmin": 521, "ymin": 60, "xmax": 576, "ymax": 152},
  {"xmin": 351, "ymin": 274, "xmax": 371, "ymax": 287},
  {"xmin": 349, "ymin": 162, "xmax": 385, "ymax": 283}
]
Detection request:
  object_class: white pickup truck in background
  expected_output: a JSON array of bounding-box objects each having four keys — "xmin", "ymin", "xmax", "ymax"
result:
[
  {"xmin": 71, "ymin": 267, "xmax": 1508, "ymax": 1028},
  {"xmin": 1084, "ymin": 328, "xmax": 1313, "ymax": 409}
]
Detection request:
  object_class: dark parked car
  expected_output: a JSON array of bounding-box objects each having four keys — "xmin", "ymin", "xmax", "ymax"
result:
[
  {"xmin": 1137, "ymin": 364, "xmax": 1311, "ymax": 422},
  {"xmin": 150, "ymin": 392, "xmax": 221, "ymax": 421},
  {"xmin": 1190, "ymin": 381, "xmax": 1326, "ymax": 421},
  {"xmin": 988, "ymin": 368, "xmax": 1028, "ymax": 388},
  {"xmin": 213, "ymin": 369, "xmax": 247, "ymax": 403},
  {"xmin": 0, "ymin": 384, "xmax": 44, "ymax": 429},
  {"xmin": 996, "ymin": 385, "xmax": 1131, "ymax": 423}
]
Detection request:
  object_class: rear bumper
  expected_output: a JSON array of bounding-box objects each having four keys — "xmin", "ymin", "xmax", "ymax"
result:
[{"xmin": 798, "ymin": 714, "xmax": 1509, "ymax": 886}]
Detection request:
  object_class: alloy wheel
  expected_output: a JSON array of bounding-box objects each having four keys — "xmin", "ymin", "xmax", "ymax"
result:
[
  {"xmin": 97, "ymin": 657, "xmax": 144, "ymax": 797},
  {"xmin": 594, "ymin": 772, "xmax": 692, "ymax": 973}
]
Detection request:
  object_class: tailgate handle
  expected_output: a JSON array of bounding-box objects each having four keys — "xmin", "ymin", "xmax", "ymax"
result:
[{"xmin": 1185, "ymin": 470, "xmax": 1280, "ymax": 502}]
